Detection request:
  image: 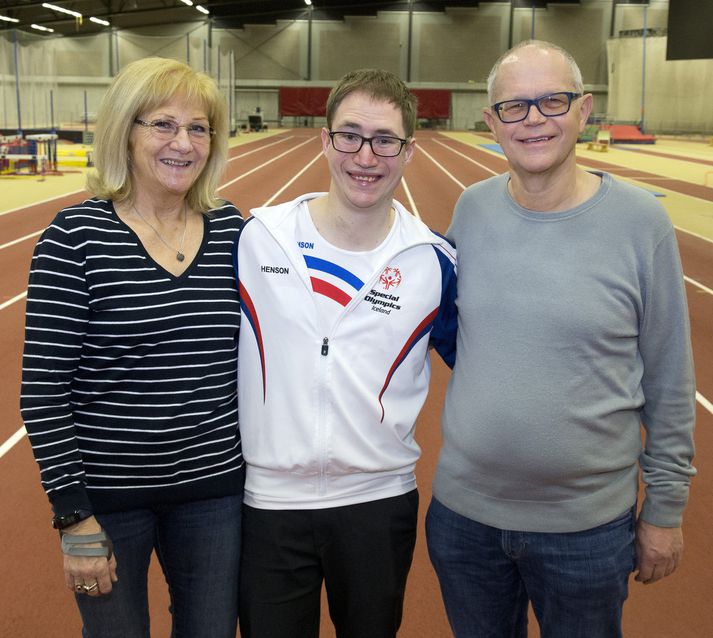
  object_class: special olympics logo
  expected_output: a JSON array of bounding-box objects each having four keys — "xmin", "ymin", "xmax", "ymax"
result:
[{"xmin": 379, "ymin": 266, "xmax": 402, "ymax": 290}]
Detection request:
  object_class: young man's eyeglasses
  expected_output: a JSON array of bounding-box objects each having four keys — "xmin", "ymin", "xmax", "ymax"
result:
[
  {"xmin": 134, "ymin": 118, "xmax": 215, "ymax": 141},
  {"xmin": 328, "ymin": 131, "xmax": 408, "ymax": 157},
  {"xmin": 491, "ymin": 92, "xmax": 582, "ymax": 123}
]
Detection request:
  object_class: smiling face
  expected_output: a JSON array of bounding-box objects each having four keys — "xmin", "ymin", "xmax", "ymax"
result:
[
  {"xmin": 128, "ymin": 94, "xmax": 211, "ymax": 202},
  {"xmin": 321, "ymin": 91, "xmax": 415, "ymax": 215},
  {"xmin": 483, "ymin": 45, "xmax": 592, "ymax": 181}
]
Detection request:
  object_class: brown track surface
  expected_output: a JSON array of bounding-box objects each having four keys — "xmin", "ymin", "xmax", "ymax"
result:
[{"xmin": 1, "ymin": 130, "xmax": 711, "ymax": 637}]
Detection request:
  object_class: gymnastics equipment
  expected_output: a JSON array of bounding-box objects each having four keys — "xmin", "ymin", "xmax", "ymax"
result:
[
  {"xmin": 587, "ymin": 129, "xmax": 611, "ymax": 152},
  {"xmin": 0, "ymin": 133, "xmax": 58, "ymax": 176}
]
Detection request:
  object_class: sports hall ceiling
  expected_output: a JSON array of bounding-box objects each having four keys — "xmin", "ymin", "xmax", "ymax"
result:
[{"xmin": 0, "ymin": 1, "xmax": 623, "ymax": 38}]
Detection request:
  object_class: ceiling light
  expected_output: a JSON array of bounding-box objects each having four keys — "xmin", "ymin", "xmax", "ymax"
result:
[
  {"xmin": 0, "ymin": 15, "xmax": 20, "ymax": 23},
  {"xmin": 305, "ymin": 0, "xmax": 312, "ymax": 5},
  {"xmin": 196, "ymin": 5, "xmax": 209, "ymax": 14},
  {"xmin": 43, "ymin": 3, "xmax": 81, "ymax": 18},
  {"xmin": 180, "ymin": 0, "xmax": 193, "ymax": 6},
  {"xmin": 42, "ymin": 2, "xmax": 82, "ymax": 18},
  {"xmin": 90, "ymin": 16, "xmax": 110, "ymax": 26},
  {"xmin": 31, "ymin": 23, "xmax": 55, "ymax": 32}
]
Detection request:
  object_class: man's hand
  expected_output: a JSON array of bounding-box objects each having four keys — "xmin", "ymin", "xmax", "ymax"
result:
[{"xmin": 634, "ymin": 519, "xmax": 683, "ymax": 585}]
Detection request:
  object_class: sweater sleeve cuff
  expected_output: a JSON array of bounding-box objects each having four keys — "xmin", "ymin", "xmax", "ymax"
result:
[
  {"xmin": 638, "ymin": 493, "xmax": 688, "ymax": 528},
  {"xmin": 49, "ymin": 486, "xmax": 93, "ymax": 518}
]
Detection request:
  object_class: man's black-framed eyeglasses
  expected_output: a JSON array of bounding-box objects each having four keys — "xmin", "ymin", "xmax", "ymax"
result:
[
  {"xmin": 491, "ymin": 92, "xmax": 582, "ymax": 123},
  {"xmin": 328, "ymin": 131, "xmax": 408, "ymax": 157}
]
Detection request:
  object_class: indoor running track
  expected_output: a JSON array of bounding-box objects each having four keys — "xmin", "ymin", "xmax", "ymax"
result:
[{"xmin": 1, "ymin": 130, "xmax": 711, "ymax": 637}]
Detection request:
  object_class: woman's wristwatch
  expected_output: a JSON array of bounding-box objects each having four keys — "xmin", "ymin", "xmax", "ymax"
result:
[{"xmin": 52, "ymin": 510, "xmax": 93, "ymax": 530}]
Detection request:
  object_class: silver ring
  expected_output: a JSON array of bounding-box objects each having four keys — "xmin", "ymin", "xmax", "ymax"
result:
[
  {"xmin": 82, "ymin": 582, "xmax": 99, "ymax": 592},
  {"xmin": 75, "ymin": 583, "xmax": 84, "ymax": 592}
]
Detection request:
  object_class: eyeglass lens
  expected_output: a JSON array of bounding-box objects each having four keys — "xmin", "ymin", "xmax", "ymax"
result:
[
  {"xmin": 496, "ymin": 92, "xmax": 577, "ymax": 123},
  {"xmin": 330, "ymin": 132, "xmax": 405, "ymax": 157},
  {"xmin": 138, "ymin": 119, "xmax": 212, "ymax": 140}
]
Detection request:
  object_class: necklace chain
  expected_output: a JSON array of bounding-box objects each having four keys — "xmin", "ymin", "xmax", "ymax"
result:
[{"xmin": 132, "ymin": 202, "xmax": 188, "ymax": 262}]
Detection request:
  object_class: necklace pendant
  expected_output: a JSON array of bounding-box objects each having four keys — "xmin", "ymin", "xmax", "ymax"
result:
[{"xmin": 176, "ymin": 251, "xmax": 185, "ymax": 262}]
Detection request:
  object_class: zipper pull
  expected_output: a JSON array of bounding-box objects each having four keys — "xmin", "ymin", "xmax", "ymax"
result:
[{"xmin": 321, "ymin": 337, "xmax": 329, "ymax": 356}]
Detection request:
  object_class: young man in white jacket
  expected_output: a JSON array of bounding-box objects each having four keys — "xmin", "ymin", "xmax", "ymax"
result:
[{"xmin": 234, "ymin": 69, "xmax": 457, "ymax": 638}]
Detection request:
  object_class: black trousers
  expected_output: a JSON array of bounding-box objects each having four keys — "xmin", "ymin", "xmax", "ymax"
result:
[{"xmin": 239, "ymin": 489, "xmax": 419, "ymax": 638}]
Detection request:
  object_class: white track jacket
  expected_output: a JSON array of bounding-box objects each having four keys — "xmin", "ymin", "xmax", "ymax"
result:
[{"xmin": 234, "ymin": 194, "xmax": 457, "ymax": 509}]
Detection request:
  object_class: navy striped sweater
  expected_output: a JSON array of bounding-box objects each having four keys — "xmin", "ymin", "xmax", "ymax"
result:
[{"xmin": 20, "ymin": 198, "xmax": 244, "ymax": 517}]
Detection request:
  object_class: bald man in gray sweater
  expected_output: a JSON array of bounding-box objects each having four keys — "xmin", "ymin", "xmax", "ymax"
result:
[{"xmin": 426, "ymin": 40, "xmax": 695, "ymax": 638}]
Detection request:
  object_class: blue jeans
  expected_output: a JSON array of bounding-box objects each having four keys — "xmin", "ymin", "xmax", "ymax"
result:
[
  {"xmin": 426, "ymin": 498, "xmax": 635, "ymax": 638},
  {"xmin": 75, "ymin": 495, "xmax": 241, "ymax": 638}
]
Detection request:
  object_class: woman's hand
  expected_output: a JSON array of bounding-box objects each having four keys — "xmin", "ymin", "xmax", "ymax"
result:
[{"xmin": 62, "ymin": 516, "xmax": 118, "ymax": 596}]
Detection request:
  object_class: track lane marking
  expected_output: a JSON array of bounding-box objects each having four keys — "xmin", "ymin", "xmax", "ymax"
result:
[
  {"xmin": 418, "ymin": 145, "xmax": 467, "ymax": 190},
  {"xmin": 685, "ymin": 276, "xmax": 713, "ymax": 296},
  {"xmin": 401, "ymin": 178, "xmax": 421, "ymax": 220},
  {"xmin": 1, "ymin": 230, "xmax": 42, "ymax": 251},
  {"xmin": 261, "ymin": 151, "xmax": 323, "ymax": 207},
  {"xmin": 432, "ymin": 139, "xmax": 500, "ymax": 176},
  {"xmin": 1, "ymin": 190, "xmax": 86, "ymax": 218},
  {"xmin": 1, "ymin": 291, "xmax": 27, "ymax": 311},
  {"xmin": 676, "ymin": 227, "xmax": 713, "ymax": 246},
  {"xmin": 226, "ymin": 135, "xmax": 294, "ymax": 163},
  {"xmin": 698, "ymin": 392, "xmax": 713, "ymax": 416},
  {"xmin": 0, "ymin": 426, "xmax": 26, "ymax": 459},
  {"xmin": 219, "ymin": 136, "xmax": 317, "ymax": 191}
]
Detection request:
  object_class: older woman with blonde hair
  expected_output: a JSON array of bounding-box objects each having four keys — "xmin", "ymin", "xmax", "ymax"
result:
[{"xmin": 21, "ymin": 57, "xmax": 244, "ymax": 637}]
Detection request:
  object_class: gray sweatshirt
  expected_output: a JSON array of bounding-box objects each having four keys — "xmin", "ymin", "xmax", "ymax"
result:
[{"xmin": 433, "ymin": 172, "xmax": 696, "ymax": 533}]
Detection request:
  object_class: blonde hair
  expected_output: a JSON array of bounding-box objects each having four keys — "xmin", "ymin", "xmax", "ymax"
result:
[
  {"xmin": 486, "ymin": 40, "xmax": 584, "ymax": 103},
  {"xmin": 326, "ymin": 68, "xmax": 417, "ymax": 138},
  {"xmin": 86, "ymin": 57, "xmax": 228, "ymax": 212}
]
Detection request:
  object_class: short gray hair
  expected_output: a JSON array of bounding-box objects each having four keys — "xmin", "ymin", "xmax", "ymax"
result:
[{"xmin": 486, "ymin": 40, "xmax": 584, "ymax": 103}]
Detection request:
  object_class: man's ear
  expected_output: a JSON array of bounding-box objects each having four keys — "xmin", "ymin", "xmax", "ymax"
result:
[
  {"xmin": 483, "ymin": 107, "xmax": 498, "ymax": 142},
  {"xmin": 403, "ymin": 137, "xmax": 416, "ymax": 164},
  {"xmin": 578, "ymin": 93, "xmax": 594, "ymax": 132},
  {"xmin": 320, "ymin": 127, "xmax": 331, "ymax": 153}
]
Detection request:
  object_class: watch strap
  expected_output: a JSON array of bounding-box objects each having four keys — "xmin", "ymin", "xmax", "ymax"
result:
[{"xmin": 52, "ymin": 509, "xmax": 93, "ymax": 530}]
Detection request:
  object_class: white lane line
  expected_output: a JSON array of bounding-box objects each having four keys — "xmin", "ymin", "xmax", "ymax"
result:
[
  {"xmin": 433, "ymin": 139, "xmax": 500, "ymax": 176},
  {"xmin": 1, "ymin": 189, "xmax": 85, "ymax": 217},
  {"xmin": 1, "ymin": 229, "xmax": 42, "ymax": 251},
  {"xmin": 0, "ymin": 426, "xmax": 26, "ymax": 459},
  {"xmin": 698, "ymin": 392, "xmax": 713, "ymax": 416},
  {"xmin": 685, "ymin": 276, "xmax": 713, "ymax": 296},
  {"xmin": 262, "ymin": 151, "xmax": 323, "ymax": 207},
  {"xmin": 218, "ymin": 136, "xmax": 317, "ymax": 191},
  {"xmin": 401, "ymin": 177, "xmax": 421, "ymax": 220},
  {"xmin": 418, "ymin": 145, "xmax": 468, "ymax": 190},
  {"xmin": 676, "ymin": 226, "xmax": 713, "ymax": 246},
  {"xmin": 227, "ymin": 136, "xmax": 294, "ymax": 163},
  {"xmin": 1, "ymin": 291, "xmax": 27, "ymax": 311}
]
